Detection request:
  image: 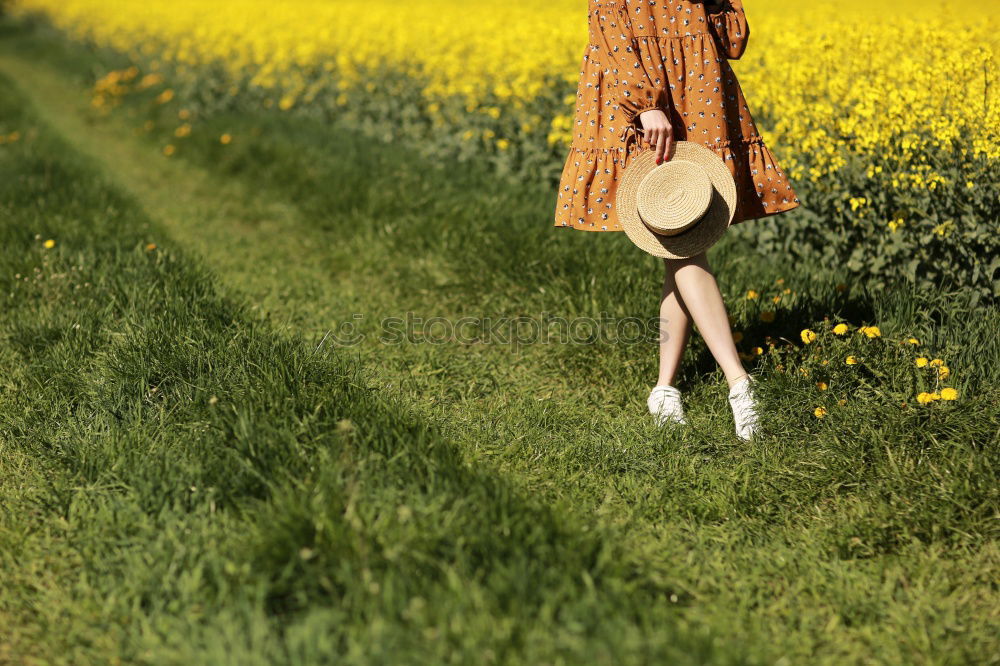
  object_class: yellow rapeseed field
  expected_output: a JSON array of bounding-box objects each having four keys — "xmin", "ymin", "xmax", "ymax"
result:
[{"xmin": 11, "ymin": 0, "xmax": 999, "ymax": 182}]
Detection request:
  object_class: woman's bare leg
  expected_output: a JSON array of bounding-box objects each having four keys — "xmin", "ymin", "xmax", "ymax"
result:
[
  {"xmin": 656, "ymin": 260, "xmax": 692, "ymax": 387},
  {"xmin": 664, "ymin": 251, "xmax": 749, "ymax": 390}
]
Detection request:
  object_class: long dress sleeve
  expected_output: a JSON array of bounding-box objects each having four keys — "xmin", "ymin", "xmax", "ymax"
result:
[
  {"xmin": 706, "ymin": 0, "xmax": 750, "ymax": 60},
  {"xmin": 592, "ymin": 3, "xmax": 672, "ymax": 128}
]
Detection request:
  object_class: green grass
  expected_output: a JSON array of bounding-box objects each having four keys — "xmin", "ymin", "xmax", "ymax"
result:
[{"xmin": 1, "ymin": 19, "xmax": 998, "ymax": 665}]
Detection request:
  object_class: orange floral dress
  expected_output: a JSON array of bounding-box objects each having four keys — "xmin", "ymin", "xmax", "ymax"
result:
[{"xmin": 553, "ymin": 0, "xmax": 801, "ymax": 232}]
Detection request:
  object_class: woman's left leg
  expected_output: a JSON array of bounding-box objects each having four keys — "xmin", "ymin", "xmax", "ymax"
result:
[{"xmin": 665, "ymin": 250, "xmax": 748, "ymax": 389}]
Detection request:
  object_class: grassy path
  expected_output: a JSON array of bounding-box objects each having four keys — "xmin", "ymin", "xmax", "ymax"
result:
[{"xmin": 1, "ymin": 23, "xmax": 998, "ymax": 664}]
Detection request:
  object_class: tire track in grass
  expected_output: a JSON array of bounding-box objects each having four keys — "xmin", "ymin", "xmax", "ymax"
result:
[{"xmin": 0, "ymin": 68, "xmax": 739, "ymax": 664}]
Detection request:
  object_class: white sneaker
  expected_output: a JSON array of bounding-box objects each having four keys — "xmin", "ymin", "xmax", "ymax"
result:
[
  {"xmin": 728, "ymin": 375, "xmax": 760, "ymax": 441},
  {"xmin": 648, "ymin": 384, "xmax": 687, "ymax": 426}
]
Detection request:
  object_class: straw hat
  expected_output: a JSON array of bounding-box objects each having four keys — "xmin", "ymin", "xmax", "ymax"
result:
[{"xmin": 616, "ymin": 128, "xmax": 738, "ymax": 259}]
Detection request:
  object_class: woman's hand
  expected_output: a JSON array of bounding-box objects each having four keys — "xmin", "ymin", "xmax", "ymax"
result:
[{"xmin": 638, "ymin": 109, "xmax": 675, "ymax": 164}]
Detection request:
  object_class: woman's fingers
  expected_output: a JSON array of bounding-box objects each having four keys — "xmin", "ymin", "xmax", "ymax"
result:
[
  {"xmin": 636, "ymin": 109, "xmax": 675, "ymax": 164},
  {"xmin": 653, "ymin": 126, "xmax": 675, "ymax": 164}
]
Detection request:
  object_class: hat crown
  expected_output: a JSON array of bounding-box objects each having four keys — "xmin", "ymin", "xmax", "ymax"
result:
[{"xmin": 636, "ymin": 160, "xmax": 713, "ymax": 236}]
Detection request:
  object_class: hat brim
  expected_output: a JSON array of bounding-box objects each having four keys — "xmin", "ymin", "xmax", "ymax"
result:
[{"xmin": 617, "ymin": 141, "xmax": 737, "ymax": 259}]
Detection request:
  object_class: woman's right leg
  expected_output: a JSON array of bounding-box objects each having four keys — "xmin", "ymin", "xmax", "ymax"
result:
[{"xmin": 656, "ymin": 258, "xmax": 693, "ymax": 387}]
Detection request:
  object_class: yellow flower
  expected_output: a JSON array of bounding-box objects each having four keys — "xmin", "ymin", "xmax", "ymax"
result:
[
  {"xmin": 915, "ymin": 357, "xmax": 928, "ymax": 367},
  {"xmin": 832, "ymin": 323, "xmax": 849, "ymax": 335},
  {"xmin": 760, "ymin": 310, "xmax": 775, "ymax": 323},
  {"xmin": 43, "ymin": 238, "xmax": 56, "ymax": 249},
  {"xmin": 496, "ymin": 138, "xmax": 511, "ymax": 150},
  {"xmin": 220, "ymin": 133, "xmax": 233, "ymax": 145},
  {"xmin": 178, "ymin": 108, "xmax": 191, "ymax": 120},
  {"xmin": 906, "ymin": 337, "xmax": 920, "ymax": 345},
  {"xmin": 862, "ymin": 325, "xmax": 881, "ymax": 338},
  {"xmin": 163, "ymin": 144, "xmax": 176, "ymax": 156},
  {"xmin": 800, "ymin": 328, "xmax": 817, "ymax": 344},
  {"xmin": 929, "ymin": 358, "xmax": 944, "ymax": 367},
  {"xmin": 745, "ymin": 289, "xmax": 758, "ymax": 300},
  {"xmin": 752, "ymin": 346, "xmax": 763, "ymax": 356},
  {"xmin": 174, "ymin": 123, "xmax": 192, "ymax": 137},
  {"xmin": 916, "ymin": 391, "xmax": 941, "ymax": 404},
  {"xmin": 820, "ymin": 359, "xmax": 829, "ymax": 365},
  {"xmin": 145, "ymin": 242, "xmax": 157, "ymax": 251},
  {"xmin": 814, "ymin": 406, "xmax": 827, "ymax": 418},
  {"xmin": 940, "ymin": 387, "xmax": 958, "ymax": 401},
  {"xmin": 937, "ymin": 365, "xmax": 949, "ymax": 379},
  {"xmin": 799, "ymin": 367, "xmax": 810, "ymax": 376},
  {"xmin": 775, "ymin": 277, "xmax": 784, "ymax": 285},
  {"xmin": 816, "ymin": 381, "xmax": 828, "ymax": 390},
  {"xmin": 155, "ymin": 89, "xmax": 174, "ymax": 104},
  {"xmin": 772, "ymin": 294, "xmax": 781, "ymax": 303},
  {"xmin": 845, "ymin": 355, "xmax": 857, "ymax": 365}
]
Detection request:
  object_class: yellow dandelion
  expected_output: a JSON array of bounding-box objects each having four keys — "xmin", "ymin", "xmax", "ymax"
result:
[
  {"xmin": 863, "ymin": 325, "xmax": 881, "ymax": 338},
  {"xmin": 929, "ymin": 358, "xmax": 944, "ymax": 367},
  {"xmin": 915, "ymin": 357, "xmax": 928, "ymax": 367},
  {"xmin": 745, "ymin": 289, "xmax": 758, "ymax": 300},
  {"xmin": 145, "ymin": 243, "xmax": 157, "ymax": 251},
  {"xmin": 775, "ymin": 277, "xmax": 784, "ymax": 284},
  {"xmin": 938, "ymin": 365, "xmax": 950, "ymax": 379},
  {"xmin": 43, "ymin": 239, "xmax": 55, "ymax": 249},
  {"xmin": 752, "ymin": 346, "xmax": 763, "ymax": 356},
  {"xmin": 163, "ymin": 144, "xmax": 175, "ymax": 156},
  {"xmin": 814, "ymin": 406, "xmax": 827, "ymax": 418},
  {"xmin": 845, "ymin": 355, "xmax": 857, "ymax": 365},
  {"xmin": 760, "ymin": 310, "xmax": 775, "ymax": 323},
  {"xmin": 916, "ymin": 391, "xmax": 941, "ymax": 404},
  {"xmin": 820, "ymin": 359, "xmax": 829, "ymax": 365},
  {"xmin": 156, "ymin": 89, "xmax": 174, "ymax": 104},
  {"xmin": 279, "ymin": 96, "xmax": 295, "ymax": 111},
  {"xmin": 496, "ymin": 138, "xmax": 511, "ymax": 150},
  {"xmin": 832, "ymin": 323, "xmax": 849, "ymax": 335},
  {"xmin": 220, "ymin": 133, "xmax": 233, "ymax": 145},
  {"xmin": 906, "ymin": 337, "xmax": 920, "ymax": 345},
  {"xmin": 178, "ymin": 109, "xmax": 191, "ymax": 120},
  {"xmin": 174, "ymin": 123, "xmax": 192, "ymax": 138},
  {"xmin": 799, "ymin": 367, "xmax": 810, "ymax": 376},
  {"xmin": 772, "ymin": 294, "xmax": 782, "ymax": 303},
  {"xmin": 800, "ymin": 329, "xmax": 817, "ymax": 344},
  {"xmin": 816, "ymin": 381, "xmax": 828, "ymax": 391},
  {"xmin": 940, "ymin": 387, "xmax": 958, "ymax": 401}
]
